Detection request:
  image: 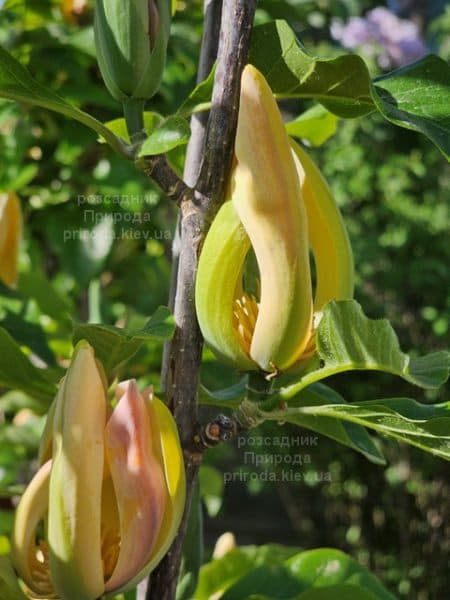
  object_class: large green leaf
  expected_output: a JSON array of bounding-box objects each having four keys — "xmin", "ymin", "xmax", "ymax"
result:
[
  {"xmin": 279, "ymin": 384, "xmax": 385, "ymax": 464},
  {"xmin": 250, "ymin": 21, "xmax": 373, "ymax": 118},
  {"xmin": 196, "ymin": 547, "xmax": 394, "ymax": 600},
  {"xmin": 72, "ymin": 306, "xmax": 175, "ymax": 376},
  {"xmin": 0, "ymin": 45, "xmax": 130, "ymax": 158},
  {"xmin": 220, "ymin": 564, "xmax": 303, "ymax": 600},
  {"xmin": 297, "ymin": 585, "xmax": 379, "ymax": 600},
  {"xmin": 284, "ymin": 300, "xmax": 450, "ymax": 395},
  {"xmin": 194, "ymin": 545, "xmax": 300, "ymax": 600},
  {"xmin": 0, "ymin": 328, "xmax": 56, "ymax": 406},
  {"xmin": 373, "ymin": 56, "xmax": 450, "ymax": 161},
  {"xmin": 253, "ymin": 397, "xmax": 450, "ymax": 460},
  {"xmin": 249, "ymin": 21, "xmax": 450, "ymax": 158},
  {"xmin": 286, "ymin": 548, "xmax": 395, "ymax": 599}
]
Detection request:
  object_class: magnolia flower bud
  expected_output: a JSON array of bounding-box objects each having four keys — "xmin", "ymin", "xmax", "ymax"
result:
[
  {"xmin": 94, "ymin": 0, "xmax": 171, "ymax": 102},
  {"xmin": 11, "ymin": 341, "xmax": 185, "ymax": 599},
  {"xmin": 0, "ymin": 192, "xmax": 21, "ymax": 289},
  {"xmin": 195, "ymin": 66, "xmax": 353, "ymax": 373}
]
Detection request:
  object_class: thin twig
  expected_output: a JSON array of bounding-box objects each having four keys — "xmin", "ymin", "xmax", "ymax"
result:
[
  {"xmin": 137, "ymin": 154, "xmax": 195, "ymax": 208},
  {"xmin": 197, "ymin": 0, "xmax": 257, "ymax": 215},
  {"xmin": 159, "ymin": 0, "xmax": 224, "ymax": 391}
]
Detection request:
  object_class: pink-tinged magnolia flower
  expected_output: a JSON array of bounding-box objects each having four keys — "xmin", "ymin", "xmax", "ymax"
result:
[{"xmin": 11, "ymin": 341, "xmax": 185, "ymax": 600}]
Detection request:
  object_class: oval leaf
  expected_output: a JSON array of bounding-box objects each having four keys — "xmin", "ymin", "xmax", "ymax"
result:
[{"xmin": 138, "ymin": 116, "xmax": 191, "ymax": 156}]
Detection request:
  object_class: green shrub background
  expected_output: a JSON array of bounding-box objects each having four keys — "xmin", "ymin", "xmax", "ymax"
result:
[{"xmin": 0, "ymin": 1, "xmax": 448, "ymax": 598}]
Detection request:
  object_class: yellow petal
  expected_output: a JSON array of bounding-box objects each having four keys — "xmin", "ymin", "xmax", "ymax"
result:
[
  {"xmin": 290, "ymin": 140, "xmax": 354, "ymax": 311},
  {"xmin": 232, "ymin": 65, "xmax": 313, "ymax": 371},
  {"xmin": 48, "ymin": 341, "xmax": 106, "ymax": 600},
  {"xmin": 0, "ymin": 192, "xmax": 22, "ymax": 288},
  {"xmin": 38, "ymin": 392, "xmax": 59, "ymax": 466},
  {"xmin": 195, "ymin": 200, "xmax": 257, "ymax": 370},
  {"xmin": 11, "ymin": 461, "xmax": 54, "ymax": 598}
]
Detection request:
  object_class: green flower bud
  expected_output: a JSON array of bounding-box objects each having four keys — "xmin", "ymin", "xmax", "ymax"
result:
[{"xmin": 94, "ymin": 0, "xmax": 171, "ymax": 103}]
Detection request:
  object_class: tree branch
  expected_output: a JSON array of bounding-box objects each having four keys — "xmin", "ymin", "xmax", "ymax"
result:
[
  {"xmin": 137, "ymin": 154, "xmax": 194, "ymax": 207},
  {"xmin": 145, "ymin": 2, "xmax": 257, "ymax": 599},
  {"xmin": 197, "ymin": 0, "xmax": 257, "ymax": 214}
]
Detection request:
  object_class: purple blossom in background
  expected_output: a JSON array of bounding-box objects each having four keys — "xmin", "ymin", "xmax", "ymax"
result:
[{"xmin": 331, "ymin": 6, "xmax": 427, "ymax": 69}]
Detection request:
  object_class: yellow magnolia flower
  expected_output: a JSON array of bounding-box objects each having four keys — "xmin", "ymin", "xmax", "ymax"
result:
[
  {"xmin": 11, "ymin": 341, "xmax": 185, "ymax": 600},
  {"xmin": 195, "ymin": 65, "xmax": 353, "ymax": 374},
  {"xmin": 0, "ymin": 192, "xmax": 22, "ymax": 288}
]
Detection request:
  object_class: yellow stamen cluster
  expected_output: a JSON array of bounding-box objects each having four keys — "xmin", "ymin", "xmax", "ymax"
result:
[
  {"xmin": 101, "ymin": 523, "xmax": 120, "ymax": 581},
  {"xmin": 233, "ymin": 293, "xmax": 259, "ymax": 356},
  {"xmin": 29, "ymin": 541, "xmax": 56, "ymax": 598}
]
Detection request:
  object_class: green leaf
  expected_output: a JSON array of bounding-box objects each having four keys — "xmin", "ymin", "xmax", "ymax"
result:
[
  {"xmin": 217, "ymin": 547, "xmax": 394, "ymax": 600},
  {"xmin": 249, "ymin": 20, "xmax": 374, "ymax": 118},
  {"xmin": 0, "ymin": 311, "xmax": 56, "ymax": 366},
  {"xmin": 256, "ymin": 398, "xmax": 450, "ymax": 460},
  {"xmin": 19, "ymin": 272, "xmax": 72, "ymax": 322},
  {"xmin": 0, "ymin": 328, "xmax": 56, "ymax": 405},
  {"xmin": 285, "ymin": 105, "xmax": 339, "ymax": 146},
  {"xmin": 72, "ymin": 306, "xmax": 175, "ymax": 375},
  {"xmin": 221, "ymin": 564, "xmax": 303, "ymax": 600},
  {"xmin": 285, "ymin": 300, "xmax": 450, "ymax": 394},
  {"xmin": 138, "ymin": 116, "xmax": 191, "ymax": 156},
  {"xmin": 279, "ymin": 384, "xmax": 385, "ymax": 464},
  {"xmin": 199, "ymin": 376, "xmax": 249, "ymax": 409},
  {"xmin": 177, "ymin": 66, "xmax": 215, "ymax": 117},
  {"xmin": 373, "ymin": 56, "xmax": 450, "ymax": 161},
  {"xmin": 199, "ymin": 465, "xmax": 224, "ymax": 517},
  {"xmin": 286, "ymin": 548, "xmax": 395, "ymax": 599},
  {"xmin": 195, "ymin": 545, "xmax": 299, "ymax": 600},
  {"xmin": 195, "ymin": 549, "xmax": 257, "ymax": 600},
  {"xmin": 250, "ymin": 21, "xmax": 450, "ymax": 158},
  {"xmin": 0, "ymin": 45, "xmax": 131, "ymax": 158},
  {"xmin": 298, "ymin": 585, "xmax": 379, "ymax": 600},
  {"xmin": 101, "ymin": 112, "xmax": 163, "ymax": 144}
]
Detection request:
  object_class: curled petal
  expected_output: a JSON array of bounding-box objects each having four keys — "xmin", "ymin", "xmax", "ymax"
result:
[
  {"xmin": 232, "ymin": 65, "xmax": 313, "ymax": 371},
  {"xmin": 195, "ymin": 200, "xmax": 256, "ymax": 370},
  {"xmin": 291, "ymin": 140, "xmax": 354, "ymax": 311},
  {"xmin": 11, "ymin": 461, "xmax": 54, "ymax": 598},
  {"xmin": 38, "ymin": 391, "xmax": 59, "ymax": 466},
  {"xmin": 104, "ymin": 380, "xmax": 167, "ymax": 593},
  {"xmin": 109, "ymin": 390, "xmax": 186, "ymax": 596}
]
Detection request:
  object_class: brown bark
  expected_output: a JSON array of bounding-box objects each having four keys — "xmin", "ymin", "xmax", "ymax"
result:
[{"xmin": 144, "ymin": 2, "xmax": 257, "ymax": 599}]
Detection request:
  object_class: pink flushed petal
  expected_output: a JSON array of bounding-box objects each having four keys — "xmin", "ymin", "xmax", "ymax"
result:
[
  {"xmin": 115, "ymin": 379, "xmax": 132, "ymax": 401},
  {"xmin": 104, "ymin": 380, "xmax": 167, "ymax": 592}
]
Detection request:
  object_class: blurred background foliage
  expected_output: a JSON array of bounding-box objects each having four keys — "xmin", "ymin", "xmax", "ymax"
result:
[{"xmin": 0, "ymin": 0, "xmax": 448, "ymax": 598}]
